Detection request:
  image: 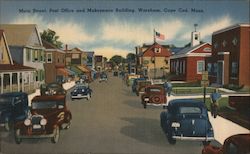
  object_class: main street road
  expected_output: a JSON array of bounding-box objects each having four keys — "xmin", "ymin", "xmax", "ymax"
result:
[{"xmin": 0, "ymin": 73, "xmax": 213, "ymax": 154}]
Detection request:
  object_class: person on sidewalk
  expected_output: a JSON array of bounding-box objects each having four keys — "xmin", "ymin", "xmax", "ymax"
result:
[
  {"xmin": 164, "ymin": 81, "xmax": 172, "ymax": 97},
  {"xmin": 210, "ymin": 88, "xmax": 221, "ymax": 118}
]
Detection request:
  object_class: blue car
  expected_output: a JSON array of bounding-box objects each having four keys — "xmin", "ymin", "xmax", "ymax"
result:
[
  {"xmin": 160, "ymin": 99, "xmax": 214, "ymax": 145},
  {"xmin": 0, "ymin": 92, "xmax": 29, "ymax": 131},
  {"xmin": 70, "ymin": 86, "xmax": 92, "ymax": 100}
]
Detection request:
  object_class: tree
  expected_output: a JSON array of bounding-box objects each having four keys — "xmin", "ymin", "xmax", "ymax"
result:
[
  {"xmin": 109, "ymin": 55, "xmax": 125, "ymax": 66},
  {"xmin": 40, "ymin": 29, "xmax": 63, "ymax": 49},
  {"xmin": 126, "ymin": 53, "xmax": 136, "ymax": 63}
]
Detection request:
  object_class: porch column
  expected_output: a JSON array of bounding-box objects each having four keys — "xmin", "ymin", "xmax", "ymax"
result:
[
  {"xmin": 17, "ymin": 72, "xmax": 20, "ymax": 92},
  {"xmin": 0, "ymin": 73, "xmax": 3, "ymax": 94},
  {"xmin": 9, "ymin": 73, "xmax": 13, "ymax": 92},
  {"xmin": 21, "ymin": 72, "xmax": 24, "ymax": 92},
  {"xmin": 28, "ymin": 72, "xmax": 31, "ymax": 92}
]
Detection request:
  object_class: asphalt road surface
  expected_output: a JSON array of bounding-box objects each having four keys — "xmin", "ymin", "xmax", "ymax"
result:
[{"xmin": 0, "ymin": 73, "xmax": 213, "ymax": 154}]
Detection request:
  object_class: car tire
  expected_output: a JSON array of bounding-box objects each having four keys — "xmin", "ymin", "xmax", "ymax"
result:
[
  {"xmin": 143, "ymin": 102, "xmax": 147, "ymax": 109},
  {"xmin": 15, "ymin": 129, "xmax": 22, "ymax": 144},
  {"xmin": 51, "ymin": 126, "xmax": 60, "ymax": 143},
  {"xmin": 167, "ymin": 132, "xmax": 176, "ymax": 145},
  {"xmin": 87, "ymin": 94, "xmax": 90, "ymax": 100}
]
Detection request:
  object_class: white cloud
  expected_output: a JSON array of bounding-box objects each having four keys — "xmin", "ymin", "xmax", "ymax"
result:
[
  {"xmin": 101, "ymin": 18, "xmax": 184, "ymax": 45},
  {"xmin": 10, "ymin": 15, "xmax": 95, "ymax": 46},
  {"xmin": 180, "ymin": 15, "xmax": 232, "ymax": 41},
  {"xmin": 91, "ymin": 46, "xmax": 129, "ymax": 59},
  {"xmin": 47, "ymin": 20, "xmax": 95, "ymax": 45}
]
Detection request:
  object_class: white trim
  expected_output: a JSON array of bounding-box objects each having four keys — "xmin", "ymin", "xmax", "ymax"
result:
[
  {"xmin": 35, "ymin": 25, "xmax": 43, "ymax": 46},
  {"xmin": 173, "ymin": 136, "xmax": 214, "ymax": 141},
  {"xmin": 170, "ymin": 53, "xmax": 211, "ymax": 59},
  {"xmin": 25, "ymin": 45, "xmax": 45, "ymax": 50},
  {"xmin": 217, "ymin": 61, "xmax": 224, "ymax": 85},
  {"xmin": 2, "ymin": 32, "xmax": 13, "ymax": 64},
  {"xmin": 217, "ymin": 52, "xmax": 230, "ymax": 55},
  {"xmin": 213, "ymin": 24, "xmax": 250, "ymax": 35}
]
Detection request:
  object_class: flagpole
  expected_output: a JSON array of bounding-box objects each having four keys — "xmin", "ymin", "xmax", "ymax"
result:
[{"xmin": 153, "ymin": 29, "xmax": 156, "ymax": 43}]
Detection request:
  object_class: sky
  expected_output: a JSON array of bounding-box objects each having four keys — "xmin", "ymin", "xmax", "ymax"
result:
[{"xmin": 0, "ymin": 0, "xmax": 249, "ymax": 59}]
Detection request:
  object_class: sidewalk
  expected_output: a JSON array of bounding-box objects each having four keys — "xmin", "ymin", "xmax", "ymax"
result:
[{"xmin": 167, "ymin": 95, "xmax": 250, "ymax": 144}]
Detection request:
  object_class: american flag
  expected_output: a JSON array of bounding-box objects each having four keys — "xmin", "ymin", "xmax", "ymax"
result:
[{"xmin": 155, "ymin": 31, "xmax": 165, "ymax": 40}]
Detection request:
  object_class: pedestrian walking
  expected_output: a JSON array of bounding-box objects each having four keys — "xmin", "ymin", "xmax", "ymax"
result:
[
  {"xmin": 210, "ymin": 88, "xmax": 221, "ymax": 118},
  {"xmin": 164, "ymin": 81, "xmax": 172, "ymax": 96}
]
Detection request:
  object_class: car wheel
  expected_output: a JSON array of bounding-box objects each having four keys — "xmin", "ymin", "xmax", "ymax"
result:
[
  {"xmin": 167, "ymin": 132, "xmax": 176, "ymax": 145},
  {"xmin": 87, "ymin": 94, "xmax": 90, "ymax": 100},
  {"xmin": 15, "ymin": 129, "xmax": 22, "ymax": 144},
  {"xmin": 51, "ymin": 126, "xmax": 60, "ymax": 143}
]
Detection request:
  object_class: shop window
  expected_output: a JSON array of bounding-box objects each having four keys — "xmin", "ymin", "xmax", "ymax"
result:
[
  {"xmin": 207, "ymin": 63, "xmax": 212, "ymax": 75},
  {"xmin": 213, "ymin": 63, "xmax": 218, "ymax": 75}
]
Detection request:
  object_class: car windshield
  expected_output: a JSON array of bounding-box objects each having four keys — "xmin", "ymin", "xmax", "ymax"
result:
[
  {"xmin": 32, "ymin": 101, "xmax": 64, "ymax": 109},
  {"xmin": 179, "ymin": 106, "xmax": 202, "ymax": 114}
]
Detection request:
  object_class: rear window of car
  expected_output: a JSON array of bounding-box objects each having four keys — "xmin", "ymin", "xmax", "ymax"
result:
[
  {"xmin": 32, "ymin": 101, "xmax": 64, "ymax": 109},
  {"xmin": 179, "ymin": 106, "xmax": 202, "ymax": 114},
  {"xmin": 148, "ymin": 88, "xmax": 161, "ymax": 92}
]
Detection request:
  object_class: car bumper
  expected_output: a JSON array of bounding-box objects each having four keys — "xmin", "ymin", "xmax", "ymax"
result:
[
  {"xmin": 71, "ymin": 95, "xmax": 88, "ymax": 99},
  {"xmin": 172, "ymin": 136, "xmax": 214, "ymax": 141},
  {"xmin": 18, "ymin": 133, "xmax": 54, "ymax": 139}
]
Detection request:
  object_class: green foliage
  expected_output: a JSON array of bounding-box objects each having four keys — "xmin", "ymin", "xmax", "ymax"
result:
[
  {"xmin": 109, "ymin": 55, "xmax": 125, "ymax": 66},
  {"xmin": 41, "ymin": 29, "xmax": 63, "ymax": 49},
  {"xmin": 126, "ymin": 53, "xmax": 136, "ymax": 63}
]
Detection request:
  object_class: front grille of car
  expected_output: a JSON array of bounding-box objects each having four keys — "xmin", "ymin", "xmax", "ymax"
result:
[{"xmin": 31, "ymin": 115, "xmax": 44, "ymax": 131}]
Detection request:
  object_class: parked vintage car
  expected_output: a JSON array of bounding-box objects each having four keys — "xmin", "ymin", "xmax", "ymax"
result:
[
  {"xmin": 131, "ymin": 78, "xmax": 146, "ymax": 93},
  {"xmin": 70, "ymin": 86, "xmax": 92, "ymax": 100},
  {"xmin": 229, "ymin": 95, "xmax": 250, "ymax": 113},
  {"xmin": 99, "ymin": 72, "xmax": 108, "ymax": 83},
  {"xmin": 14, "ymin": 95, "xmax": 72, "ymax": 144},
  {"xmin": 141, "ymin": 85, "xmax": 166, "ymax": 108},
  {"xmin": 126, "ymin": 74, "xmax": 141, "ymax": 86},
  {"xmin": 202, "ymin": 134, "xmax": 250, "ymax": 154},
  {"xmin": 0, "ymin": 92, "xmax": 29, "ymax": 131},
  {"xmin": 160, "ymin": 99, "xmax": 214, "ymax": 145},
  {"xmin": 136, "ymin": 80, "xmax": 152, "ymax": 96},
  {"xmin": 40, "ymin": 82, "xmax": 66, "ymax": 96}
]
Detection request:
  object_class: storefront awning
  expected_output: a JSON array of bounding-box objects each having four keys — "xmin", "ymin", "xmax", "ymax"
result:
[
  {"xmin": 77, "ymin": 65, "xmax": 91, "ymax": 72},
  {"xmin": 56, "ymin": 68, "xmax": 69, "ymax": 76}
]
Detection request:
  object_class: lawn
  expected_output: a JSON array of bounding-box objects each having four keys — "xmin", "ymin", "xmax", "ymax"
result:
[
  {"xmin": 195, "ymin": 97, "xmax": 229, "ymax": 111},
  {"xmin": 172, "ymin": 87, "xmax": 224, "ymax": 95}
]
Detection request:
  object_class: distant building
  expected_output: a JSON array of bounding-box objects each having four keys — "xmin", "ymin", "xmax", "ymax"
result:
[
  {"xmin": 206, "ymin": 24, "xmax": 250, "ymax": 87},
  {"xmin": 43, "ymin": 40, "xmax": 70, "ymax": 84},
  {"xmin": 170, "ymin": 29, "xmax": 212, "ymax": 81},
  {"xmin": 136, "ymin": 42, "xmax": 171, "ymax": 79},
  {"xmin": 95, "ymin": 55, "xmax": 105, "ymax": 71}
]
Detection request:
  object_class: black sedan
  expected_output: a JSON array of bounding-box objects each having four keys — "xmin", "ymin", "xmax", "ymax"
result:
[
  {"xmin": 70, "ymin": 86, "xmax": 92, "ymax": 100},
  {"xmin": 160, "ymin": 99, "xmax": 214, "ymax": 145}
]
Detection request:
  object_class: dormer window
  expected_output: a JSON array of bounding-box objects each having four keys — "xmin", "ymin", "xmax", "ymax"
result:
[{"xmin": 154, "ymin": 47, "xmax": 161, "ymax": 53}]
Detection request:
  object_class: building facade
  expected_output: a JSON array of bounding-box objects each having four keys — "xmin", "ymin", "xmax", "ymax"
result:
[
  {"xmin": 0, "ymin": 24, "xmax": 45, "ymax": 89},
  {"xmin": 0, "ymin": 30, "xmax": 35, "ymax": 94},
  {"xmin": 136, "ymin": 42, "xmax": 171, "ymax": 79},
  {"xmin": 206, "ymin": 24, "xmax": 250, "ymax": 87}
]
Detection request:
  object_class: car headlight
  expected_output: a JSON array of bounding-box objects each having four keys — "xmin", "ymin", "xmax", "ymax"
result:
[
  {"xmin": 40, "ymin": 118, "xmax": 47, "ymax": 125},
  {"xmin": 45, "ymin": 91, "xmax": 49, "ymax": 94},
  {"xmin": 82, "ymin": 89, "xmax": 85, "ymax": 92},
  {"xmin": 171, "ymin": 122, "xmax": 180, "ymax": 128},
  {"xmin": 24, "ymin": 119, "xmax": 31, "ymax": 126}
]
